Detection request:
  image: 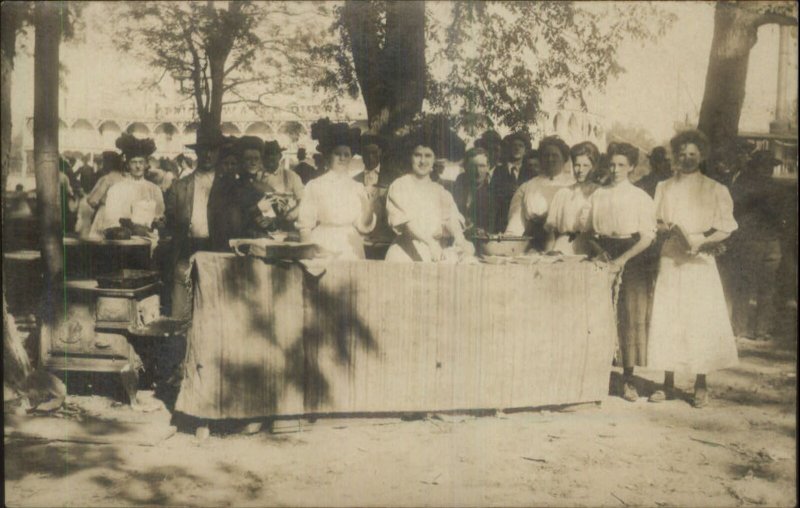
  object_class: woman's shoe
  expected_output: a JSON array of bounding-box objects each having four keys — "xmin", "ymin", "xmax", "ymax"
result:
[
  {"xmin": 691, "ymin": 388, "xmax": 709, "ymax": 408},
  {"xmin": 622, "ymin": 381, "xmax": 639, "ymax": 402}
]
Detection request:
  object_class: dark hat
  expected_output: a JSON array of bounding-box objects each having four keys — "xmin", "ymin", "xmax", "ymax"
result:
[
  {"xmin": 647, "ymin": 146, "xmax": 669, "ymax": 163},
  {"xmin": 185, "ymin": 129, "xmax": 229, "ymax": 151},
  {"xmin": 115, "ymin": 133, "xmax": 156, "ymax": 160},
  {"xmin": 236, "ymin": 135, "xmax": 265, "ymax": 154},
  {"xmin": 748, "ymin": 150, "xmax": 781, "ymax": 170},
  {"xmin": 475, "ymin": 129, "xmax": 503, "ymax": 148},
  {"xmin": 297, "ymin": 148, "xmax": 307, "ymax": 159},
  {"xmin": 102, "ymin": 151, "xmax": 123, "ymax": 172},
  {"xmin": 403, "ymin": 114, "xmax": 466, "ymax": 161},
  {"xmin": 503, "ymin": 131, "xmax": 532, "ymax": 152},
  {"xmin": 263, "ymin": 140, "xmax": 285, "ymax": 157},
  {"xmin": 218, "ymin": 136, "xmax": 239, "ymax": 160},
  {"xmin": 361, "ymin": 133, "xmax": 386, "ymax": 151},
  {"xmin": 311, "ymin": 118, "xmax": 361, "ymax": 155}
]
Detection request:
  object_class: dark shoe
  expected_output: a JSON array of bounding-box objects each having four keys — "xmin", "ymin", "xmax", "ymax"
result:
[
  {"xmin": 691, "ymin": 388, "xmax": 709, "ymax": 408},
  {"xmin": 622, "ymin": 381, "xmax": 639, "ymax": 402}
]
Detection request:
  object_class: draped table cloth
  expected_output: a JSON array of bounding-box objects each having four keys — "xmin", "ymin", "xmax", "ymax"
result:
[{"xmin": 175, "ymin": 253, "xmax": 618, "ymax": 420}]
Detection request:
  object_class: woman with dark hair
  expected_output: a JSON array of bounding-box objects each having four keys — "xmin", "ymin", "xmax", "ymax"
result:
[
  {"xmin": 588, "ymin": 141, "xmax": 656, "ymax": 402},
  {"xmin": 544, "ymin": 141, "xmax": 601, "ymax": 255},
  {"xmin": 385, "ymin": 131, "xmax": 472, "ymax": 263},
  {"xmin": 505, "ymin": 135, "xmax": 574, "ymax": 250},
  {"xmin": 452, "ymin": 147, "xmax": 496, "ymax": 233},
  {"xmin": 647, "ymin": 130, "xmax": 738, "ymax": 408},
  {"xmin": 296, "ymin": 120, "xmax": 376, "ymax": 259}
]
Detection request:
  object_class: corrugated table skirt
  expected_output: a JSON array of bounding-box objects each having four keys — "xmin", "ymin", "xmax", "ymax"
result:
[{"xmin": 175, "ymin": 253, "xmax": 618, "ymax": 419}]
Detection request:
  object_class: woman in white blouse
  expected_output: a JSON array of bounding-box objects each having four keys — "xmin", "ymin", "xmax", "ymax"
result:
[
  {"xmin": 296, "ymin": 122, "xmax": 376, "ymax": 260},
  {"xmin": 385, "ymin": 139, "xmax": 472, "ymax": 263},
  {"xmin": 647, "ymin": 130, "xmax": 739, "ymax": 408},
  {"xmin": 505, "ymin": 136, "xmax": 575, "ymax": 250},
  {"xmin": 588, "ymin": 142, "xmax": 656, "ymax": 402},
  {"xmin": 544, "ymin": 141, "xmax": 601, "ymax": 255}
]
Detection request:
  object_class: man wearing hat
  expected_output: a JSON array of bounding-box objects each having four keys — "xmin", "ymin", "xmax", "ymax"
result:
[
  {"xmin": 489, "ymin": 131, "xmax": 534, "ymax": 232},
  {"xmin": 726, "ymin": 149, "xmax": 787, "ymax": 340},
  {"xmin": 635, "ymin": 146, "xmax": 672, "ymax": 198},
  {"xmin": 240, "ymin": 137, "xmax": 304, "ymax": 235},
  {"xmin": 165, "ymin": 129, "xmax": 228, "ymax": 319}
]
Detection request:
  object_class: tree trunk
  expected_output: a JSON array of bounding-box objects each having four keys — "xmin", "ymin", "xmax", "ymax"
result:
[
  {"xmin": 3, "ymin": 4, "xmax": 35, "ymax": 393},
  {"xmin": 698, "ymin": 3, "xmax": 797, "ymax": 148},
  {"xmin": 342, "ymin": 0, "xmax": 426, "ymax": 136},
  {"xmin": 33, "ymin": 1, "xmax": 63, "ymax": 331}
]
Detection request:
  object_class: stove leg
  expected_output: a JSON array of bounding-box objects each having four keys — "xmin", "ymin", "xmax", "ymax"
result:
[{"xmin": 120, "ymin": 364, "xmax": 139, "ymax": 408}]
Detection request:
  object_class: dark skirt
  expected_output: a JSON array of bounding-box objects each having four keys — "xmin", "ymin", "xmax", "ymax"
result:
[{"xmin": 596, "ymin": 235, "xmax": 653, "ymax": 368}]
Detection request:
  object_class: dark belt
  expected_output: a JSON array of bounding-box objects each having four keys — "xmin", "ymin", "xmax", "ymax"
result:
[{"xmin": 595, "ymin": 234, "xmax": 639, "ymax": 260}]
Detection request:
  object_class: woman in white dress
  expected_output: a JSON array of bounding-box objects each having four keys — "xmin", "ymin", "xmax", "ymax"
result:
[
  {"xmin": 296, "ymin": 121, "xmax": 376, "ymax": 260},
  {"xmin": 544, "ymin": 141, "xmax": 601, "ymax": 255},
  {"xmin": 505, "ymin": 136, "xmax": 575, "ymax": 250},
  {"xmin": 94, "ymin": 134, "xmax": 165, "ymax": 237},
  {"xmin": 647, "ymin": 130, "xmax": 738, "ymax": 408},
  {"xmin": 84, "ymin": 151, "xmax": 127, "ymax": 239},
  {"xmin": 385, "ymin": 138, "xmax": 472, "ymax": 263},
  {"xmin": 588, "ymin": 142, "xmax": 657, "ymax": 402}
]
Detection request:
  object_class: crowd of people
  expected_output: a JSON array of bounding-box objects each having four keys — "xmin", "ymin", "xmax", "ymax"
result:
[{"xmin": 13, "ymin": 118, "xmax": 794, "ymax": 409}]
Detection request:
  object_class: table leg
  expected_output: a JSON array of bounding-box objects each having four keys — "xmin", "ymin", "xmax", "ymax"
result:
[{"xmin": 120, "ymin": 364, "xmax": 139, "ymax": 408}]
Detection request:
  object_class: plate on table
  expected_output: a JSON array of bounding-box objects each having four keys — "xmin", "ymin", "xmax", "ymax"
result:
[{"xmin": 229, "ymin": 238, "xmax": 320, "ymax": 260}]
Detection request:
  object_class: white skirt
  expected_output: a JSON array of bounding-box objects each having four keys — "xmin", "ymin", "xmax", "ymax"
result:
[
  {"xmin": 647, "ymin": 238, "xmax": 739, "ymax": 374},
  {"xmin": 310, "ymin": 224, "xmax": 365, "ymax": 260}
]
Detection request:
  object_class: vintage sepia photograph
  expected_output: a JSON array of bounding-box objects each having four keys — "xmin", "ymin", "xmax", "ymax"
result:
[{"xmin": 2, "ymin": 1, "xmax": 798, "ymax": 506}]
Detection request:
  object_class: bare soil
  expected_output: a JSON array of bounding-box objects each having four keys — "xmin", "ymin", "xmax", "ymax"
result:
[{"xmin": 5, "ymin": 334, "xmax": 796, "ymax": 507}]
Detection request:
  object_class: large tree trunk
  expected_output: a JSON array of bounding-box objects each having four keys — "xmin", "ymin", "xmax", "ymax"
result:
[
  {"xmin": 33, "ymin": 1, "xmax": 64, "ymax": 333},
  {"xmin": 2, "ymin": 3, "xmax": 34, "ymax": 394},
  {"xmin": 698, "ymin": 2, "xmax": 797, "ymax": 149},
  {"xmin": 342, "ymin": 0, "xmax": 426, "ymax": 136}
]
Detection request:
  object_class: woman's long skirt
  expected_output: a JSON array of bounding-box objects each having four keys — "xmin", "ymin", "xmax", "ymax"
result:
[{"xmin": 647, "ymin": 237, "xmax": 739, "ymax": 374}]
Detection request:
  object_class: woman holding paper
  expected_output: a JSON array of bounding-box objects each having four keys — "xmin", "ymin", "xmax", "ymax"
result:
[{"xmin": 647, "ymin": 130, "xmax": 739, "ymax": 408}]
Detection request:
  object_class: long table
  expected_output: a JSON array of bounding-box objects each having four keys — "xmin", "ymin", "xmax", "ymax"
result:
[{"xmin": 175, "ymin": 253, "xmax": 618, "ymax": 420}]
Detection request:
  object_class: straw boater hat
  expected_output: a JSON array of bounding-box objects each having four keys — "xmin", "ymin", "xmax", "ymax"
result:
[
  {"xmin": 311, "ymin": 118, "xmax": 361, "ymax": 155},
  {"xmin": 115, "ymin": 133, "xmax": 156, "ymax": 161}
]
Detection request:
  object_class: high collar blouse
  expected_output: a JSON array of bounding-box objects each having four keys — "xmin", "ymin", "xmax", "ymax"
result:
[{"xmin": 588, "ymin": 180, "xmax": 656, "ymax": 238}]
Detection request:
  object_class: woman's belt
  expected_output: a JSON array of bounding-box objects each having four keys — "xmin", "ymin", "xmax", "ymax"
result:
[{"xmin": 594, "ymin": 234, "xmax": 639, "ymax": 260}]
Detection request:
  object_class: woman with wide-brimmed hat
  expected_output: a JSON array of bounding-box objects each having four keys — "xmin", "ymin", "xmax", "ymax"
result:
[
  {"xmin": 295, "ymin": 119, "xmax": 376, "ymax": 260},
  {"xmin": 91, "ymin": 133, "xmax": 164, "ymax": 237}
]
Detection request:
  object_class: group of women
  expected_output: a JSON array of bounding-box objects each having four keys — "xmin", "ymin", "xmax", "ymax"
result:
[{"xmin": 75, "ymin": 120, "xmax": 740, "ymax": 410}]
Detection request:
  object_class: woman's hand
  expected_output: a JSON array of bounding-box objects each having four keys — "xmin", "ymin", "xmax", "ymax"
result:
[{"xmin": 426, "ymin": 239, "xmax": 443, "ymax": 262}]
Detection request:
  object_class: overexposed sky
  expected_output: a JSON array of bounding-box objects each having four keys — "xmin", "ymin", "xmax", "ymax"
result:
[{"xmin": 8, "ymin": 1, "xmax": 798, "ymax": 145}]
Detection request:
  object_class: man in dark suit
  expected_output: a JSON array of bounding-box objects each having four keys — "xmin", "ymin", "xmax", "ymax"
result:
[
  {"xmin": 353, "ymin": 134, "xmax": 398, "ymax": 246},
  {"xmin": 164, "ymin": 130, "xmax": 227, "ymax": 319},
  {"xmin": 489, "ymin": 131, "xmax": 534, "ymax": 232},
  {"xmin": 292, "ymin": 148, "xmax": 318, "ymax": 184}
]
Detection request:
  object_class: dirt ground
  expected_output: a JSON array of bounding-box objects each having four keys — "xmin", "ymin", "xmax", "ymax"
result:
[{"xmin": 5, "ymin": 331, "xmax": 796, "ymax": 507}]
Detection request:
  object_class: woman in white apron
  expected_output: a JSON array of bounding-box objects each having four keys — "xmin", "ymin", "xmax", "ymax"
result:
[{"xmin": 647, "ymin": 130, "xmax": 739, "ymax": 408}]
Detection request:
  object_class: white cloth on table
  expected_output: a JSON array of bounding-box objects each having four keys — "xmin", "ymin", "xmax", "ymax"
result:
[
  {"xmin": 385, "ymin": 174, "xmax": 464, "ymax": 262},
  {"xmin": 647, "ymin": 172, "xmax": 739, "ymax": 374},
  {"xmin": 190, "ymin": 171, "xmax": 214, "ymax": 239},
  {"xmin": 296, "ymin": 170, "xmax": 375, "ymax": 260},
  {"xmin": 99, "ymin": 178, "xmax": 165, "ymax": 233},
  {"xmin": 588, "ymin": 180, "xmax": 656, "ymax": 238},
  {"xmin": 505, "ymin": 173, "xmax": 575, "ymax": 235}
]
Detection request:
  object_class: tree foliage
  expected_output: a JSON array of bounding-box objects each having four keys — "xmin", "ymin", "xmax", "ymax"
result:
[
  {"xmin": 313, "ymin": 1, "xmax": 675, "ymax": 134},
  {"xmin": 112, "ymin": 1, "xmax": 328, "ymax": 137}
]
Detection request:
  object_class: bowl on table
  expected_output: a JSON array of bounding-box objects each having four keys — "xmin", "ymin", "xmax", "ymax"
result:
[{"xmin": 470, "ymin": 234, "xmax": 532, "ymax": 257}]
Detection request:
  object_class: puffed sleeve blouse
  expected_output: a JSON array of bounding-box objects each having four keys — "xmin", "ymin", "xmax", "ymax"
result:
[
  {"xmin": 588, "ymin": 180, "xmax": 656, "ymax": 238},
  {"xmin": 653, "ymin": 172, "xmax": 738, "ymax": 234}
]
